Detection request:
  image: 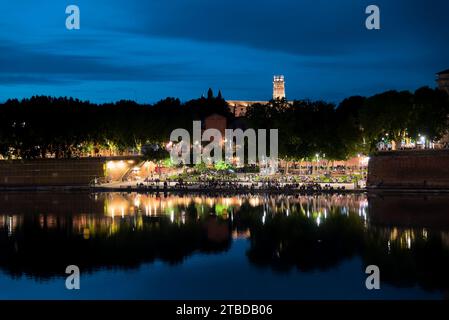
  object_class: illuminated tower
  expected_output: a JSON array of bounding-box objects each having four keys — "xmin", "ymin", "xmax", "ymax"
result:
[{"xmin": 273, "ymin": 75, "xmax": 285, "ymax": 100}]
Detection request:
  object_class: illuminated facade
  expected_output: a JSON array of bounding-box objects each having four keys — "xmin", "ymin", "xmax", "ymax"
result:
[
  {"xmin": 227, "ymin": 75, "xmax": 287, "ymax": 117},
  {"xmin": 227, "ymin": 100, "xmax": 268, "ymax": 117},
  {"xmin": 273, "ymin": 75, "xmax": 285, "ymax": 100}
]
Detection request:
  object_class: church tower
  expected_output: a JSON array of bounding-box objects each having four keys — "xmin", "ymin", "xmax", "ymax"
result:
[{"xmin": 273, "ymin": 75, "xmax": 285, "ymax": 100}]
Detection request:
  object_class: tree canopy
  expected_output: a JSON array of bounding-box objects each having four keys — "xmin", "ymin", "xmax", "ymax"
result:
[
  {"xmin": 0, "ymin": 87, "xmax": 448, "ymax": 160},
  {"xmin": 246, "ymin": 87, "xmax": 449, "ymax": 160}
]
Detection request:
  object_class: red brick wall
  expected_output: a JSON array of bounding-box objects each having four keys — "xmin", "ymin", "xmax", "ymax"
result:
[
  {"xmin": 0, "ymin": 158, "xmax": 105, "ymax": 186},
  {"xmin": 204, "ymin": 114, "xmax": 227, "ymax": 137},
  {"xmin": 367, "ymin": 150, "xmax": 449, "ymax": 189}
]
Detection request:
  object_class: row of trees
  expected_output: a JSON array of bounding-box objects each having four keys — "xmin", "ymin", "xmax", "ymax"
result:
[
  {"xmin": 246, "ymin": 86, "xmax": 449, "ymax": 161},
  {"xmin": 0, "ymin": 90, "xmax": 229, "ymax": 159},
  {"xmin": 0, "ymin": 86, "xmax": 448, "ymax": 160}
]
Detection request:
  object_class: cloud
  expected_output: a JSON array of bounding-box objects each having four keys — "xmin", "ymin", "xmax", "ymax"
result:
[
  {"xmin": 0, "ymin": 41, "xmax": 192, "ymax": 84},
  {"xmin": 0, "ymin": 0, "xmax": 448, "ymax": 102},
  {"xmin": 0, "ymin": 75, "xmax": 74, "ymax": 86},
  {"xmin": 126, "ymin": 0, "xmax": 449, "ymax": 56}
]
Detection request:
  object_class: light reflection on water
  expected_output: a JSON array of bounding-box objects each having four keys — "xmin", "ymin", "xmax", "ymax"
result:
[{"xmin": 0, "ymin": 192, "xmax": 448, "ymax": 299}]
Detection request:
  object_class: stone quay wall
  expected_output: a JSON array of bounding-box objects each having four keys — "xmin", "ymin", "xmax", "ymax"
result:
[
  {"xmin": 0, "ymin": 158, "xmax": 106, "ymax": 187},
  {"xmin": 367, "ymin": 149, "xmax": 449, "ymax": 189}
]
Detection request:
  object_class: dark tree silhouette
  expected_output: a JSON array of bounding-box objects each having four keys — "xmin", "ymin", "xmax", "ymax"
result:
[
  {"xmin": 0, "ymin": 87, "xmax": 448, "ymax": 160},
  {"xmin": 207, "ymin": 88, "xmax": 214, "ymax": 100}
]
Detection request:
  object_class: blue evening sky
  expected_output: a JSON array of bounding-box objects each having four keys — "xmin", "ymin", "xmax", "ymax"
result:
[{"xmin": 0, "ymin": 0, "xmax": 448, "ymax": 104}]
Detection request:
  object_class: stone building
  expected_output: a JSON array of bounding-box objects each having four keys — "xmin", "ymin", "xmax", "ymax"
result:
[
  {"xmin": 437, "ymin": 68, "xmax": 449, "ymax": 95},
  {"xmin": 227, "ymin": 75, "xmax": 287, "ymax": 117},
  {"xmin": 273, "ymin": 75, "xmax": 286, "ymax": 100},
  {"xmin": 203, "ymin": 113, "xmax": 227, "ymax": 137},
  {"xmin": 227, "ymin": 100, "xmax": 268, "ymax": 118}
]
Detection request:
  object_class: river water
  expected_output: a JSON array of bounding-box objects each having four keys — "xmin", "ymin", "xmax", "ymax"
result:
[{"xmin": 0, "ymin": 192, "xmax": 448, "ymax": 299}]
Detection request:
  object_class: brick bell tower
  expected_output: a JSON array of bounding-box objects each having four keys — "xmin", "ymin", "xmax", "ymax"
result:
[{"xmin": 273, "ymin": 75, "xmax": 285, "ymax": 100}]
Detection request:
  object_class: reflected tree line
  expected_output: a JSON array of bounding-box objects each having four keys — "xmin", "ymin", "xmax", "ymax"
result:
[
  {"xmin": 0, "ymin": 193, "xmax": 449, "ymax": 293},
  {"xmin": 0, "ymin": 86, "xmax": 448, "ymax": 160},
  {"xmin": 243, "ymin": 209, "xmax": 449, "ymax": 292},
  {"xmin": 0, "ymin": 213, "xmax": 231, "ymax": 279}
]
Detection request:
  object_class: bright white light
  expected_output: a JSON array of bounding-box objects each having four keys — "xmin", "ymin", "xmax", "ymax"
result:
[{"xmin": 106, "ymin": 161, "xmax": 115, "ymax": 169}]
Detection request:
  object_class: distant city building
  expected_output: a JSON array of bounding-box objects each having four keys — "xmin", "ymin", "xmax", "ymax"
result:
[
  {"xmin": 273, "ymin": 75, "xmax": 285, "ymax": 100},
  {"xmin": 436, "ymin": 68, "xmax": 449, "ymax": 95},
  {"xmin": 436, "ymin": 69, "xmax": 449, "ymax": 146},
  {"xmin": 204, "ymin": 113, "xmax": 227, "ymax": 137},
  {"xmin": 227, "ymin": 100, "xmax": 268, "ymax": 118},
  {"xmin": 227, "ymin": 75, "xmax": 287, "ymax": 117}
]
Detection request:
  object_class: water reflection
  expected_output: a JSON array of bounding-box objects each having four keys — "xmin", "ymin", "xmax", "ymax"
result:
[{"xmin": 0, "ymin": 192, "xmax": 449, "ymax": 296}]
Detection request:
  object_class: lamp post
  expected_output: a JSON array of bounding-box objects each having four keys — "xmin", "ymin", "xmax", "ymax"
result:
[{"xmin": 420, "ymin": 136, "xmax": 426, "ymax": 149}]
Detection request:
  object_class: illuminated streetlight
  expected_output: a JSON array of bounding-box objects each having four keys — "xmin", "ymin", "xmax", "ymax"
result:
[{"xmin": 420, "ymin": 136, "xmax": 426, "ymax": 144}]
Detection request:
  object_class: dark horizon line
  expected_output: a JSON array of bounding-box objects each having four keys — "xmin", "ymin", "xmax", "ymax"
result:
[{"xmin": 0, "ymin": 83, "xmax": 442, "ymax": 107}]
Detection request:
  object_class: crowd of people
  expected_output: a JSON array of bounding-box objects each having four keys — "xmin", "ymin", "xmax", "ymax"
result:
[{"xmin": 134, "ymin": 178, "xmax": 351, "ymax": 193}]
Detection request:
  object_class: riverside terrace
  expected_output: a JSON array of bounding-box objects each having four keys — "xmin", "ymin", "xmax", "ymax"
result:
[
  {"xmin": 0, "ymin": 157, "xmax": 367, "ymax": 193},
  {"xmin": 103, "ymin": 149, "xmax": 449, "ymax": 193},
  {"xmin": 0, "ymin": 145, "xmax": 368, "ymax": 190},
  {"xmin": 7, "ymin": 149, "xmax": 449, "ymax": 192},
  {"xmin": 93, "ymin": 178, "xmax": 360, "ymax": 194},
  {"xmin": 90, "ymin": 156, "xmax": 368, "ymax": 193}
]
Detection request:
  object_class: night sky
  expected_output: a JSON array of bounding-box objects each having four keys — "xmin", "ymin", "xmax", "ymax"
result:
[{"xmin": 1, "ymin": 0, "xmax": 448, "ymax": 103}]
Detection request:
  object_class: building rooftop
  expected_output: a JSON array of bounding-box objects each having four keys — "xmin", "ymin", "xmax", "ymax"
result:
[{"xmin": 436, "ymin": 68, "xmax": 449, "ymax": 75}]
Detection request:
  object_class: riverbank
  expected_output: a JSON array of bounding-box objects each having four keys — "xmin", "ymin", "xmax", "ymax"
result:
[
  {"xmin": 0, "ymin": 184, "xmax": 362, "ymax": 194},
  {"xmin": 0, "ymin": 185, "xmax": 447, "ymax": 195},
  {"xmin": 3, "ymin": 183, "xmax": 449, "ymax": 194}
]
